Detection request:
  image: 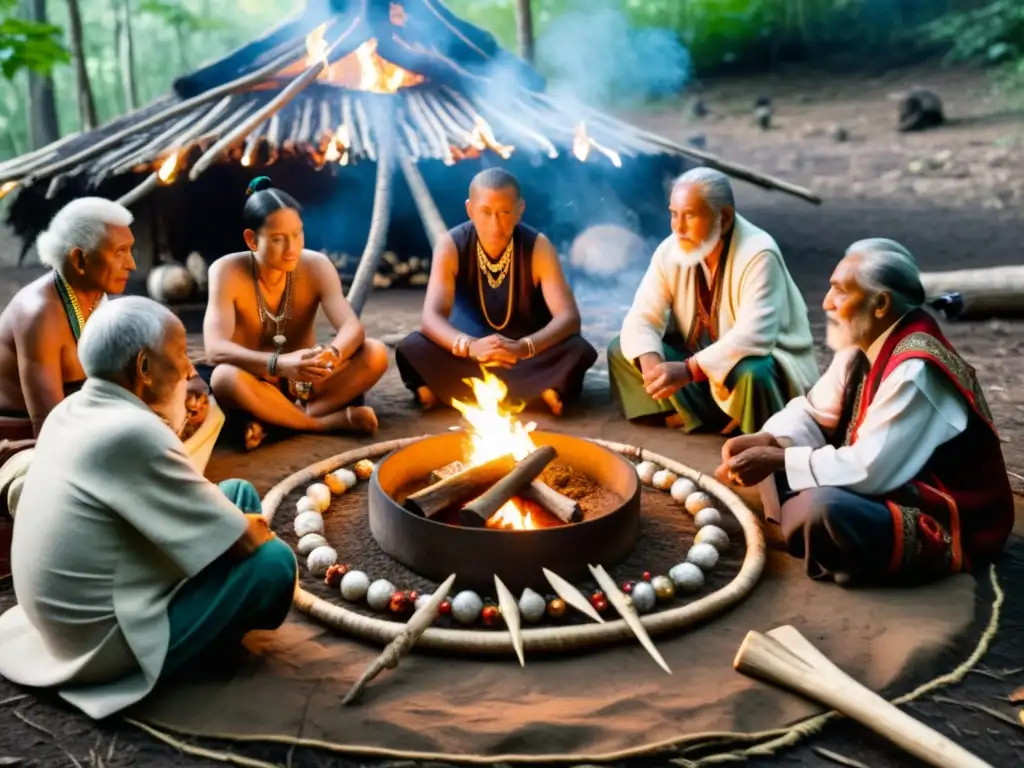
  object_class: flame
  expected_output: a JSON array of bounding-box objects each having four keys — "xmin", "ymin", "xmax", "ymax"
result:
[
  {"xmin": 323, "ymin": 125, "xmax": 350, "ymax": 165},
  {"xmin": 451, "ymin": 371, "xmax": 539, "ymax": 530},
  {"xmin": 157, "ymin": 151, "xmax": 179, "ymax": 183},
  {"xmin": 573, "ymin": 122, "xmax": 622, "ymax": 168},
  {"xmin": 0, "ymin": 181, "xmax": 16, "ymax": 200},
  {"xmin": 305, "ymin": 23, "xmax": 329, "ymax": 69},
  {"xmin": 469, "ymin": 117, "xmax": 514, "ymax": 160}
]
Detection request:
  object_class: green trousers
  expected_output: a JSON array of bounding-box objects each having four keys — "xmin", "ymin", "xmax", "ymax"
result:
[
  {"xmin": 607, "ymin": 335, "xmax": 789, "ymax": 435},
  {"xmin": 162, "ymin": 479, "xmax": 297, "ymax": 678}
]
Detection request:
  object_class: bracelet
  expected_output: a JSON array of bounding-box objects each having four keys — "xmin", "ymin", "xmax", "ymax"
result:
[
  {"xmin": 452, "ymin": 334, "xmax": 473, "ymax": 358},
  {"xmin": 268, "ymin": 350, "xmax": 280, "ymax": 376},
  {"xmin": 523, "ymin": 336, "xmax": 536, "ymax": 358}
]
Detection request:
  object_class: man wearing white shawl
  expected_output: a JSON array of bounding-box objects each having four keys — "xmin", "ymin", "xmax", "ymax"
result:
[{"xmin": 608, "ymin": 167, "xmax": 819, "ymax": 435}]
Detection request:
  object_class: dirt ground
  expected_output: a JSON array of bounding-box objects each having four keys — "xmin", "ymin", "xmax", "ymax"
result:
[{"xmin": 2, "ymin": 63, "xmax": 1024, "ymax": 766}]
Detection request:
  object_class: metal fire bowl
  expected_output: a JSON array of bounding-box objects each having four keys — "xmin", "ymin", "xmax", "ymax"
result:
[{"xmin": 368, "ymin": 430, "xmax": 641, "ymax": 594}]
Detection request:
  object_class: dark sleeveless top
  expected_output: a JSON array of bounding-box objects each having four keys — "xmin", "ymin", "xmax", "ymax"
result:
[{"xmin": 448, "ymin": 221, "xmax": 552, "ymax": 340}]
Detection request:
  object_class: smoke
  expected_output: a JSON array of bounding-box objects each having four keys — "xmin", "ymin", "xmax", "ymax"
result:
[{"xmin": 535, "ymin": 3, "xmax": 692, "ymax": 109}]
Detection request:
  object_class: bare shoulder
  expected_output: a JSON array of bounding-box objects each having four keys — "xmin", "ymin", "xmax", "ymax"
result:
[
  {"xmin": 532, "ymin": 233, "xmax": 563, "ymax": 273},
  {"xmin": 300, "ymin": 249, "xmax": 335, "ymax": 272},
  {"xmin": 6, "ymin": 277, "xmax": 65, "ymax": 342},
  {"xmin": 207, "ymin": 252, "xmax": 251, "ymax": 289}
]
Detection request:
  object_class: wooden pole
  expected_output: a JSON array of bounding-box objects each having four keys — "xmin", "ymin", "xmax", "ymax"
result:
[
  {"xmin": 399, "ymin": 153, "xmax": 448, "ymax": 248},
  {"xmin": 734, "ymin": 626, "xmax": 993, "ymax": 768},
  {"xmin": 921, "ymin": 266, "xmax": 1024, "ymax": 319},
  {"xmin": 459, "ymin": 445, "xmax": 557, "ymax": 526},
  {"xmin": 404, "ymin": 454, "xmax": 517, "ymax": 518}
]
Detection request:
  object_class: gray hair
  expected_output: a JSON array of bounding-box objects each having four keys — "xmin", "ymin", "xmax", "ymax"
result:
[
  {"xmin": 35, "ymin": 197, "xmax": 133, "ymax": 273},
  {"xmin": 846, "ymin": 238, "xmax": 926, "ymax": 315},
  {"xmin": 671, "ymin": 166, "xmax": 735, "ymax": 213},
  {"xmin": 78, "ymin": 296, "xmax": 176, "ymax": 379}
]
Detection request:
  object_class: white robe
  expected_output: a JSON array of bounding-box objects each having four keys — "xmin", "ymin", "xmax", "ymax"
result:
[
  {"xmin": 0, "ymin": 379, "xmax": 248, "ymax": 719},
  {"xmin": 618, "ymin": 215, "xmax": 819, "ymax": 417},
  {"xmin": 758, "ymin": 322, "xmax": 969, "ymax": 519}
]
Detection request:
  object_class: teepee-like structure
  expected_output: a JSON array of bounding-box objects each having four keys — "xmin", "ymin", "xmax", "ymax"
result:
[{"xmin": 0, "ymin": 0, "xmax": 818, "ymax": 313}]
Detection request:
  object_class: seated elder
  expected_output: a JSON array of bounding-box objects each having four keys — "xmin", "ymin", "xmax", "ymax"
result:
[
  {"xmin": 0, "ymin": 296, "xmax": 297, "ymax": 719},
  {"xmin": 203, "ymin": 177, "xmax": 387, "ymax": 449},
  {"xmin": 608, "ymin": 167, "xmax": 818, "ymax": 435},
  {"xmin": 716, "ymin": 239, "xmax": 1014, "ymax": 585},
  {"xmin": 396, "ymin": 168, "xmax": 597, "ymax": 415}
]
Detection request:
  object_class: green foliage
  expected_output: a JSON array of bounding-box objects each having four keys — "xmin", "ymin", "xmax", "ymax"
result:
[
  {"xmin": 138, "ymin": 0, "xmax": 229, "ymax": 33},
  {"xmin": 0, "ymin": 0, "xmax": 69, "ymax": 80},
  {"xmin": 920, "ymin": 0, "xmax": 1024, "ymax": 65}
]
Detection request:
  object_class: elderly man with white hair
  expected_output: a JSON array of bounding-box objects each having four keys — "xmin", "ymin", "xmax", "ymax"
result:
[
  {"xmin": 717, "ymin": 238, "xmax": 1014, "ymax": 586},
  {"xmin": 608, "ymin": 167, "xmax": 818, "ymax": 436},
  {"xmin": 0, "ymin": 296, "xmax": 297, "ymax": 720}
]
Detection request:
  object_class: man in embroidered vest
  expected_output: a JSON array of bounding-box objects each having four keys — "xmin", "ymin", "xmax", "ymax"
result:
[
  {"xmin": 608, "ymin": 167, "xmax": 819, "ymax": 435},
  {"xmin": 716, "ymin": 238, "xmax": 1014, "ymax": 585},
  {"xmin": 0, "ymin": 296, "xmax": 297, "ymax": 719},
  {"xmin": 395, "ymin": 168, "xmax": 597, "ymax": 415}
]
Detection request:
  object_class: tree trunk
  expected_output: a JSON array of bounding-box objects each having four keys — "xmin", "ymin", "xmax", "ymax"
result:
[
  {"xmin": 23, "ymin": 0, "xmax": 60, "ymax": 148},
  {"xmin": 116, "ymin": 0, "xmax": 138, "ymax": 111},
  {"xmin": 513, "ymin": 0, "xmax": 534, "ymax": 64},
  {"xmin": 65, "ymin": 0, "xmax": 99, "ymax": 130}
]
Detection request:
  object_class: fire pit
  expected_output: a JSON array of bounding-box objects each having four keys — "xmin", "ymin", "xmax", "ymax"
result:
[{"xmin": 368, "ymin": 430, "xmax": 640, "ymax": 593}]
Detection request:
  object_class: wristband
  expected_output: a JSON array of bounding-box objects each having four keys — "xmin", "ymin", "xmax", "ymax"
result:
[
  {"xmin": 523, "ymin": 336, "xmax": 536, "ymax": 358},
  {"xmin": 268, "ymin": 350, "xmax": 280, "ymax": 376}
]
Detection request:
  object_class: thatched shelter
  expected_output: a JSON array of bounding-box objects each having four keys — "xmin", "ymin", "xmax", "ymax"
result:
[{"xmin": 0, "ymin": 0, "xmax": 818, "ymax": 312}]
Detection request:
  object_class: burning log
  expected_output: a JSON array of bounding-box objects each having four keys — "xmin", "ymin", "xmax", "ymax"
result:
[
  {"xmin": 404, "ymin": 453, "xmax": 516, "ymax": 518},
  {"xmin": 431, "ymin": 460, "xmax": 580, "ymax": 524},
  {"xmin": 459, "ymin": 445, "xmax": 557, "ymax": 527}
]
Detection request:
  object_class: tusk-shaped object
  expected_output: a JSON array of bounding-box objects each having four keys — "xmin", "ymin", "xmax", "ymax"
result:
[
  {"xmin": 543, "ymin": 567, "xmax": 604, "ymax": 624},
  {"xmin": 493, "ymin": 575, "xmax": 524, "ymax": 667},
  {"xmin": 590, "ymin": 564, "xmax": 671, "ymax": 674}
]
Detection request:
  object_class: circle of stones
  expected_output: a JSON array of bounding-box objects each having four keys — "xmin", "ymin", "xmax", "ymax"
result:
[{"xmin": 262, "ymin": 434, "xmax": 767, "ymax": 655}]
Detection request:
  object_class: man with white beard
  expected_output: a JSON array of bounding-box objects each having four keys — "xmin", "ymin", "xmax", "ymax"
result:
[
  {"xmin": 716, "ymin": 239, "xmax": 1014, "ymax": 585},
  {"xmin": 608, "ymin": 167, "xmax": 818, "ymax": 435}
]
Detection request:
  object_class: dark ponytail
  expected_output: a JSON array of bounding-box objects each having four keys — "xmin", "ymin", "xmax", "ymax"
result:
[{"xmin": 242, "ymin": 176, "xmax": 301, "ymax": 231}]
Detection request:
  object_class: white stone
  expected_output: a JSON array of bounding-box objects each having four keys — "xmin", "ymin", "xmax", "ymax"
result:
[
  {"xmin": 340, "ymin": 570, "xmax": 370, "ymax": 601},
  {"xmin": 296, "ymin": 533, "xmax": 328, "ymax": 556},
  {"xmin": 451, "ymin": 590, "xmax": 484, "ymax": 625},
  {"xmin": 631, "ymin": 581, "xmax": 657, "ymax": 613},
  {"xmin": 366, "ymin": 579, "xmax": 396, "ymax": 611},
  {"xmin": 687, "ymin": 542, "xmax": 720, "ymax": 570},
  {"xmin": 415, "ymin": 593, "xmax": 433, "ymax": 612},
  {"xmin": 146, "ymin": 263, "xmax": 195, "ymax": 304},
  {"xmin": 306, "ymin": 546, "xmax": 338, "ymax": 577},
  {"xmin": 694, "ymin": 507, "xmax": 723, "ymax": 529},
  {"xmin": 652, "ymin": 469, "xmax": 678, "ymax": 491},
  {"xmin": 695, "ymin": 524, "xmax": 730, "ymax": 552},
  {"xmin": 670, "ymin": 477, "xmax": 698, "ymax": 503},
  {"xmin": 306, "ymin": 483, "xmax": 332, "ymax": 512},
  {"xmin": 518, "ymin": 588, "xmax": 546, "ymax": 623},
  {"xmin": 294, "ymin": 510, "xmax": 324, "ymax": 537},
  {"xmin": 669, "ymin": 562, "xmax": 705, "ymax": 593},
  {"xmin": 332, "ymin": 468, "xmax": 358, "ymax": 491},
  {"xmin": 685, "ymin": 491, "xmax": 715, "ymax": 515},
  {"xmin": 296, "ymin": 496, "xmax": 319, "ymax": 514},
  {"xmin": 636, "ymin": 461, "xmax": 658, "ymax": 486}
]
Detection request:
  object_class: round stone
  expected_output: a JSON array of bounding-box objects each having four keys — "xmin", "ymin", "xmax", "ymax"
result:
[
  {"xmin": 694, "ymin": 507, "xmax": 723, "ymax": 528},
  {"xmin": 687, "ymin": 542, "xmax": 720, "ymax": 570},
  {"xmin": 651, "ymin": 574, "xmax": 676, "ymax": 600},
  {"xmin": 414, "ymin": 593, "xmax": 433, "ymax": 612},
  {"xmin": 631, "ymin": 580, "xmax": 657, "ymax": 613},
  {"xmin": 353, "ymin": 460, "xmax": 375, "ymax": 480},
  {"xmin": 294, "ymin": 510, "xmax": 324, "ymax": 538},
  {"xmin": 340, "ymin": 570, "xmax": 370, "ymax": 601},
  {"xmin": 306, "ymin": 483, "xmax": 332, "ymax": 512},
  {"xmin": 635, "ymin": 461, "xmax": 658, "ymax": 486},
  {"xmin": 366, "ymin": 579, "xmax": 396, "ymax": 611},
  {"xmin": 306, "ymin": 546, "xmax": 338, "ymax": 577},
  {"xmin": 332, "ymin": 468, "xmax": 358, "ymax": 491},
  {"xmin": 451, "ymin": 590, "xmax": 484, "ymax": 625},
  {"xmin": 668, "ymin": 562, "xmax": 705, "ymax": 593},
  {"xmin": 296, "ymin": 533, "xmax": 328, "ymax": 557},
  {"xmin": 518, "ymin": 587, "xmax": 547, "ymax": 623},
  {"xmin": 296, "ymin": 495, "xmax": 319, "ymax": 514},
  {"xmin": 670, "ymin": 477, "xmax": 698, "ymax": 503},
  {"xmin": 695, "ymin": 524, "xmax": 730, "ymax": 552},
  {"xmin": 652, "ymin": 469, "xmax": 678, "ymax": 491},
  {"xmin": 685, "ymin": 491, "xmax": 715, "ymax": 515},
  {"xmin": 323, "ymin": 473, "xmax": 345, "ymax": 495}
]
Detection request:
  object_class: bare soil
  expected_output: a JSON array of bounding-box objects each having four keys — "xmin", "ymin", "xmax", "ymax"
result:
[{"xmin": 2, "ymin": 62, "xmax": 1024, "ymax": 767}]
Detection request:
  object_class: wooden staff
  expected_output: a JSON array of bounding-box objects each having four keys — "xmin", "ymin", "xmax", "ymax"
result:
[
  {"xmin": 399, "ymin": 153, "xmax": 448, "ymax": 248},
  {"xmin": 459, "ymin": 445, "xmax": 557, "ymax": 526},
  {"xmin": 734, "ymin": 626, "xmax": 993, "ymax": 768},
  {"xmin": 404, "ymin": 453, "xmax": 517, "ymax": 518}
]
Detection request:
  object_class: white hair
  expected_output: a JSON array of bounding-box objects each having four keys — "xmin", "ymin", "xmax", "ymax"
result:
[
  {"xmin": 78, "ymin": 296, "xmax": 176, "ymax": 379},
  {"xmin": 672, "ymin": 166, "xmax": 735, "ymax": 213},
  {"xmin": 35, "ymin": 197, "xmax": 133, "ymax": 273},
  {"xmin": 846, "ymin": 238, "xmax": 926, "ymax": 315}
]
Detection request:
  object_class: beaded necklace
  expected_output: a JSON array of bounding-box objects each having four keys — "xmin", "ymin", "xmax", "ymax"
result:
[
  {"xmin": 251, "ymin": 253, "xmax": 293, "ymax": 350},
  {"xmin": 53, "ymin": 271, "xmax": 103, "ymax": 341}
]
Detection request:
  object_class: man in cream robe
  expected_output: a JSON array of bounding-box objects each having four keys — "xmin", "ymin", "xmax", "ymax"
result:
[
  {"xmin": 608, "ymin": 167, "xmax": 818, "ymax": 435},
  {"xmin": 0, "ymin": 297, "xmax": 296, "ymax": 719}
]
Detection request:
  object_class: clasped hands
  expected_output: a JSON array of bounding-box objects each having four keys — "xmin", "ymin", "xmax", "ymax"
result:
[
  {"xmin": 640, "ymin": 357, "xmax": 692, "ymax": 401},
  {"xmin": 713, "ymin": 432, "xmax": 786, "ymax": 487},
  {"xmin": 468, "ymin": 334, "xmax": 529, "ymax": 368},
  {"xmin": 276, "ymin": 345, "xmax": 343, "ymax": 381}
]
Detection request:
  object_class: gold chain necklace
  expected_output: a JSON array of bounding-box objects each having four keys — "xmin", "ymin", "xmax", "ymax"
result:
[
  {"xmin": 58, "ymin": 272, "xmax": 101, "ymax": 331},
  {"xmin": 476, "ymin": 237, "xmax": 513, "ymax": 289},
  {"xmin": 478, "ymin": 247, "xmax": 515, "ymax": 331}
]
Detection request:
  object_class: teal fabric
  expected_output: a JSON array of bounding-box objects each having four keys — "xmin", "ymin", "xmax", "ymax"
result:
[
  {"xmin": 161, "ymin": 479, "xmax": 296, "ymax": 678},
  {"xmin": 607, "ymin": 336, "xmax": 788, "ymax": 435}
]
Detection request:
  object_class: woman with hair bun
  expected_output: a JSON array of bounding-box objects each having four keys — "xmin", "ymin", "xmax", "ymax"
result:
[{"xmin": 201, "ymin": 176, "xmax": 387, "ymax": 449}]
